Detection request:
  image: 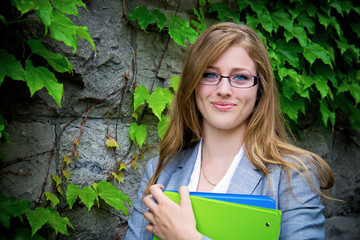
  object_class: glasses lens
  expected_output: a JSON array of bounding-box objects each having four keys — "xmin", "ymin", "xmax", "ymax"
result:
[
  {"xmin": 230, "ymin": 75, "xmax": 255, "ymax": 88},
  {"xmin": 200, "ymin": 72, "xmax": 220, "ymax": 85}
]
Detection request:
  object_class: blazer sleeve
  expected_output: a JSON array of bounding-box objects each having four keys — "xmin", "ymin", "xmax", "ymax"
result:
[
  {"xmin": 125, "ymin": 157, "xmax": 158, "ymax": 240},
  {"xmin": 278, "ymin": 164, "xmax": 325, "ymax": 240}
]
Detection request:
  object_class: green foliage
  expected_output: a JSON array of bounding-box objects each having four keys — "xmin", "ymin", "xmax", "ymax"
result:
[
  {"xmin": 129, "ymin": 0, "xmax": 360, "ymax": 131},
  {"xmin": 0, "ymin": 0, "xmax": 95, "ymax": 110},
  {"xmin": 0, "ymin": 192, "xmax": 73, "ymax": 237},
  {"xmin": 93, "ymin": 181, "xmax": 132, "ymax": 215},
  {"xmin": 26, "ymin": 207, "xmax": 74, "ymax": 236},
  {"xmin": 129, "ymin": 122, "xmax": 147, "ymax": 149},
  {"xmin": 130, "ymin": 74, "xmax": 179, "ymax": 149},
  {"xmin": 0, "ymin": 192, "xmax": 30, "ymax": 229},
  {"xmin": 66, "ymin": 181, "xmax": 131, "ymax": 215},
  {"xmin": 44, "ymin": 192, "xmax": 60, "ymax": 208}
]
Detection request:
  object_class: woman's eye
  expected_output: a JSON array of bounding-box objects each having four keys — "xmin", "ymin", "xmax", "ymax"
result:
[
  {"xmin": 203, "ymin": 73, "xmax": 218, "ymax": 79},
  {"xmin": 233, "ymin": 75, "xmax": 249, "ymax": 81}
]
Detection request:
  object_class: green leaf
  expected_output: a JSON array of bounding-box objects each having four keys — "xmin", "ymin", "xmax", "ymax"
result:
[
  {"xmin": 25, "ymin": 60, "xmax": 64, "ymax": 107},
  {"xmin": 275, "ymin": 40, "xmax": 301, "ymax": 68},
  {"xmin": 26, "ymin": 207, "xmax": 74, "ymax": 236},
  {"xmin": 272, "ymin": 10, "xmax": 293, "ymax": 33},
  {"xmin": 131, "ymin": 159, "xmax": 138, "ymax": 171},
  {"xmin": 258, "ymin": 8, "xmax": 273, "ymax": 33},
  {"xmin": 152, "ymin": 9, "xmax": 167, "ymax": 31},
  {"xmin": 49, "ymin": 10, "xmax": 78, "ymax": 54},
  {"xmin": 320, "ymin": 100, "xmax": 335, "ymax": 129},
  {"xmin": 0, "ymin": 49, "xmax": 26, "ymax": 83},
  {"xmin": 12, "ymin": 228, "xmax": 45, "ymax": 240},
  {"xmin": 303, "ymin": 42, "xmax": 332, "ymax": 66},
  {"xmin": 314, "ymin": 76, "xmax": 330, "ymax": 99},
  {"xmin": 78, "ymin": 186, "xmax": 96, "ymax": 211},
  {"xmin": 63, "ymin": 155, "xmax": 72, "ymax": 166},
  {"xmin": 338, "ymin": 82, "xmax": 360, "ymax": 105},
  {"xmin": 280, "ymin": 94, "xmax": 305, "ymax": 122},
  {"xmin": 0, "ymin": 193, "xmax": 30, "ymax": 229},
  {"xmin": 148, "ymin": 87, "xmax": 168, "ymax": 120},
  {"xmin": 28, "ymin": 39, "xmax": 72, "ymax": 73},
  {"xmin": 313, "ymin": 62, "xmax": 338, "ymax": 88},
  {"xmin": 45, "ymin": 192, "xmax": 60, "ymax": 208},
  {"xmin": 26, "ymin": 208, "xmax": 48, "ymax": 236},
  {"xmin": 119, "ymin": 162, "xmax": 127, "ymax": 171},
  {"xmin": 52, "ymin": 0, "xmax": 80, "ymax": 17},
  {"xmin": 236, "ymin": 0, "xmax": 250, "ymax": 12},
  {"xmin": 105, "ymin": 138, "xmax": 120, "ymax": 148},
  {"xmin": 129, "ymin": 7, "xmax": 156, "ymax": 31},
  {"xmin": 278, "ymin": 68, "xmax": 309, "ymax": 100},
  {"xmin": 34, "ymin": 0, "xmax": 52, "ymax": 35},
  {"xmin": 161, "ymin": 88, "xmax": 174, "ymax": 108},
  {"xmin": 192, "ymin": 8, "xmax": 207, "ymax": 34},
  {"xmin": 296, "ymin": 11, "xmax": 315, "ymax": 35},
  {"xmin": 350, "ymin": 23, "xmax": 360, "ymax": 39},
  {"xmin": 72, "ymin": 0, "xmax": 87, "ymax": 9},
  {"xmin": 51, "ymin": 174, "xmax": 61, "ymax": 187},
  {"xmin": 112, "ymin": 171, "xmax": 124, "ymax": 184},
  {"xmin": 96, "ymin": 181, "xmax": 131, "ymax": 216},
  {"xmin": 133, "ymin": 85, "xmax": 149, "ymax": 112},
  {"xmin": 66, "ymin": 184, "xmax": 80, "ymax": 209},
  {"xmin": 0, "ymin": 15, "xmax": 8, "ymax": 27},
  {"xmin": 168, "ymin": 14, "xmax": 198, "ymax": 46},
  {"xmin": 129, "ymin": 123, "xmax": 147, "ymax": 149},
  {"xmin": 158, "ymin": 115, "xmax": 169, "ymax": 140},
  {"xmin": 208, "ymin": 2, "xmax": 240, "ymax": 23},
  {"xmin": 349, "ymin": 106, "xmax": 360, "ymax": 130},
  {"xmin": 245, "ymin": 15, "xmax": 258, "ymax": 29},
  {"xmin": 170, "ymin": 76, "xmax": 180, "ymax": 92},
  {"xmin": 14, "ymin": 0, "xmax": 37, "ymax": 16},
  {"xmin": 75, "ymin": 25, "xmax": 96, "ymax": 54},
  {"xmin": 292, "ymin": 24, "xmax": 308, "ymax": 47},
  {"xmin": 62, "ymin": 169, "xmax": 70, "ymax": 182}
]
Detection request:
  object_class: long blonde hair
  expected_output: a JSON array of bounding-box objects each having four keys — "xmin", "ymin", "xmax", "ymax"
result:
[{"xmin": 144, "ymin": 22, "xmax": 334, "ymax": 197}]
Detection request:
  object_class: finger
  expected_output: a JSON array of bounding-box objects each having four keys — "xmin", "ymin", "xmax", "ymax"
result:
[
  {"xmin": 179, "ymin": 186, "xmax": 192, "ymax": 209},
  {"xmin": 143, "ymin": 210, "xmax": 155, "ymax": 223},
  {"xmin": 145, "ymin": 223, "xmax": 154, "ymax": 234},
  {"xmin": 153, "ymin": 184, "xmax": 165, "ymax": 190},
  {"xmin": 143, "ymin": 194, "xmax": 158, "ymax": 211},
  {"xmin": 149, "ymin": 184, "xmax": 168, "ymax": 203}
]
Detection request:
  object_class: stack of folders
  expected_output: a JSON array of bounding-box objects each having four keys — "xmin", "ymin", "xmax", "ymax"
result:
[{"xmin": 153, "ymin": 191, "xmax": 282, "ymax": 240}]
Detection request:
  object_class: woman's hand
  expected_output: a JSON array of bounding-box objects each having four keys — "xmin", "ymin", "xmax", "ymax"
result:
[{"xmin": 143, "ymin": 185, "xmax": 202, "ymax": 240}]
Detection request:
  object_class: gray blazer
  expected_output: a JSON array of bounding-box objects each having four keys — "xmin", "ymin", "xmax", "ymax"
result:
[{"xmin": 125, "ymin": 143, "xmax": 325, "ymax": 240}]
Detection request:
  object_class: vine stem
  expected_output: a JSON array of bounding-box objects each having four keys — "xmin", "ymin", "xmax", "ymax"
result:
[
  {"xmin": 113, "ymin": 224, "xmax": 129, "ymax": 240},
  {"xmin": 37, "ymin": 85, "xmax": 127, "ymax": 206}
]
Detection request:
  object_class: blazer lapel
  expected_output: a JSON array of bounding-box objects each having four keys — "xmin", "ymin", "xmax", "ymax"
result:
[
  {"xmin": 166, "ymin": 143, "xmax": 200, "ymax": 191},
  {"xmin": 227, "ymin": 153, "xmax": 263, "ymax": 194}
]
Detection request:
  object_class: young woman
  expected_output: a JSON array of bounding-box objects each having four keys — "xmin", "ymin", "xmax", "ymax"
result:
[{"xmin": 125, "ymin": 22, "xmax": 334, "ymax": 240}]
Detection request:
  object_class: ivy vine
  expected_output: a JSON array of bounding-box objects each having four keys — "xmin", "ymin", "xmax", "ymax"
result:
[{"xmin": 128, "ymin": 0, "xmax": 360, "ymax": 134}]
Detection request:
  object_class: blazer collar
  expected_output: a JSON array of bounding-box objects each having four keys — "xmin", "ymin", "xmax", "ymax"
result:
[
  {"xmin": 166, "ymin": 143, "xmax": 200, "ymax": 191},
  {"xmin": 227, "ymin": 153, "xmax": 263, "ymax": 194}
]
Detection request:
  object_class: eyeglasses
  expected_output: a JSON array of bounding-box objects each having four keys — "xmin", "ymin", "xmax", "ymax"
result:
[{"xmin": 199, "ymin": 72, "xmax": 259, "ymax": 89}]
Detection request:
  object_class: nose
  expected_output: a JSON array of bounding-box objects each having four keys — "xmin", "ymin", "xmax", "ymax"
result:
[{"xmin": 216, "ymin": 77, "xmax": 232, "ymax": 97}]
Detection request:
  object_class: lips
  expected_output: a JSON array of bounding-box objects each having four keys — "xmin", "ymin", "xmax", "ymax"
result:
[{"xmin": 211, "ymin": 101, "xmax": 236, "ymax": 111}]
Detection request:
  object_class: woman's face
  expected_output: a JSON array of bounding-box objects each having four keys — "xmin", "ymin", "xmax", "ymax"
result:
[{"xmin": 195, "ymin": 45, "xmax": 258, "ymax": 133}]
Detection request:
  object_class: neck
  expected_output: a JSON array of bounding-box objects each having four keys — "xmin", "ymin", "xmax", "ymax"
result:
[{"xmin": 201, "ymin": 123, "xmax": 247, "ymax": 166}]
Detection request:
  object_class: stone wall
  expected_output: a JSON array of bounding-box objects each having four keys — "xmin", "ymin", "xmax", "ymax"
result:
[{"xmin": 0, "ymin": 1, "xmax": 359, "ymax": 239}]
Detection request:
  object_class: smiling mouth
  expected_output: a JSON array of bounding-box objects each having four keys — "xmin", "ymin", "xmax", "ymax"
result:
[{"xmin": 211, "ymin": 102, "xmax": 236, "ymax": 110}]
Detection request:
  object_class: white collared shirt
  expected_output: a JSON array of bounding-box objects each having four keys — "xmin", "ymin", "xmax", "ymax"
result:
[{"xmin": 188, "ymin": 139, "xmax": 244, "ymax": 193}]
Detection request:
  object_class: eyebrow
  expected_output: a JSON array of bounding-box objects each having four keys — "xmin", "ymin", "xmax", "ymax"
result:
[{"xmin": 205, "ymin": 66, "xmax": 255, "ymax": 75}]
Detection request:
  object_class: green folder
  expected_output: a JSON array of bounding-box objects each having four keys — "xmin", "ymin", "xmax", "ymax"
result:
[{"xmin": 153, "ymin": 191, "xmax": 281, "ymax": 240}]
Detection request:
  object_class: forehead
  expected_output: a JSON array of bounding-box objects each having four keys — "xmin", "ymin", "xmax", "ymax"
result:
[{"xmin": 207, "ymin": 45, "xmax": 256, "ymax": 74}]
